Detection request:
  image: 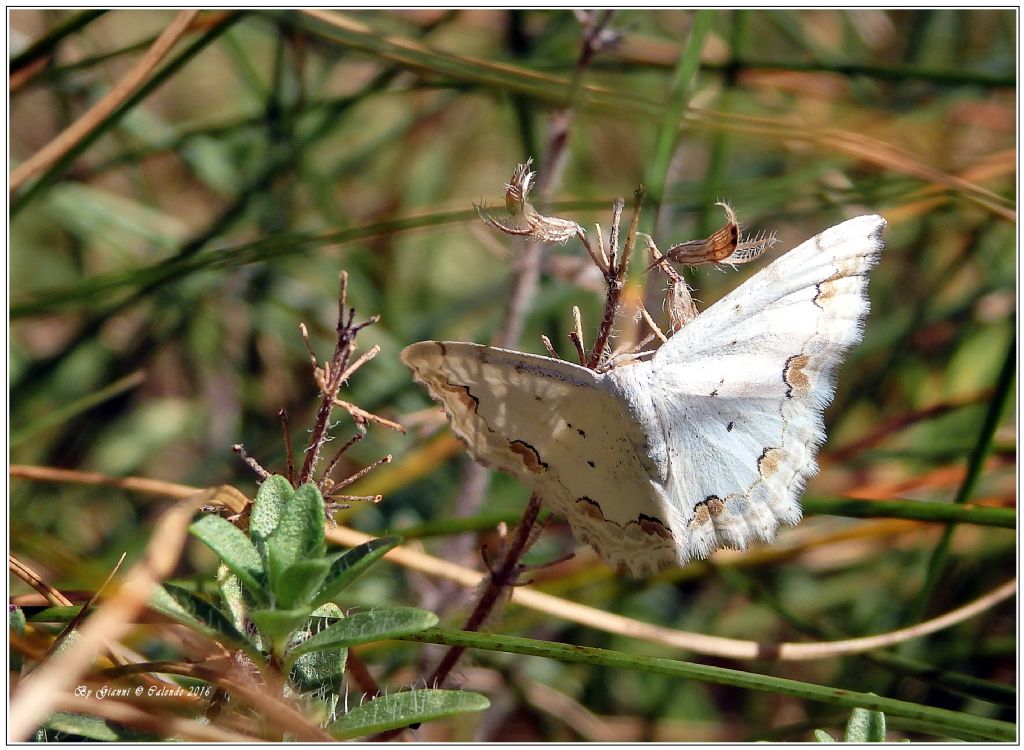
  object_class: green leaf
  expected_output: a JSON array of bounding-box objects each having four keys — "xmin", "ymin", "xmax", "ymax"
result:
[
  {"xmin": 250, "ymin": 607, "xmax": 314, "ymax": 650},
  {"xmin": 264, "ymin": 482, "xmax": 327, "ymax": 602},
  {"xmin": 845, "ymin": 706, "xmax": 887, "ymax": 742},
  {"xmin": 273, "ymin": 557, "xmax": 333, "ymax": 611},
  {"xmin": 812, "ymin": 729, "xmax": 837, "ymax": 742},
  {"xmin": 216, "ymin": 565, "xmax": 252, "ymax": 643},
  {"xmin": 43, "ymin": 712, "xmax": 121, "ymax": 741},
  {"xmin": 154, "ymin": 584, "xmax": 252, "ymax": 652},
  {"xmin": 249, "ymin": 475, "xmax": 293, "ymax": 556},
  {"xmin": 313, "ymin": 536, "xmax": 401, "ymax": 607},
  {"xmin": 190, "ymin": 514, "xmax": 265, "ymax": 598},
  {"xmin": 288, "ymin": 605, "xmax": 348, "ymax": 691},
  {"xmin": 328, "ymin": 689, "xmax": 490, "ymax": 740},
  {"xmin": 288, "ymin": 607, "xmax": 437, "ymax": 664},
  {"xmin": 290, "ymin": 644, "xmax": 347, "ymax": 694}
]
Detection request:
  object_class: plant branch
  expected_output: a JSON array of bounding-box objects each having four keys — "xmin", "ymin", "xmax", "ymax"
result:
[{"xmin": 10, "ymin": 10, "xmax": 200, "ymax": 191}]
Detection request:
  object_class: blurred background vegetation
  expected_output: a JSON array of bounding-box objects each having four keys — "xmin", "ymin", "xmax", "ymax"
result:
[{"xmin": 9, "ymin": 8, "xmax": 1016, "ymax": 741}]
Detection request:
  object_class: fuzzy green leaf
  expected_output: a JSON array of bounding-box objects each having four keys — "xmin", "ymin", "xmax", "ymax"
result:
[
  {"xmin": 249, "ymin": 475, "xmax": 293, "ymax": 560},
  {"xmin": 44, "ymin": 712, "xmax": 121, "ymax": 741},
  {"xmin": 328, "ymin": 689, "xmax": 490, "ymax": 740},
  {"xmin": 154, "ymin": 584, "xmax": 252, "ymax": 651},
  {"xmin": 288, "ymin": 604, "xmax": 348, "ymax": 691},
  {"xmin": 845, "ymin": 706, "xmax": 887, "ymax": 742},
  {"xmin": 264, "ymin": 482, "xmax": 326, "ymax": 601},
  {"xmin": 313, "ymin": 536, "xmax": 401, "ymax": 607},
  {"xmin": 190, "ymin": 514, "xmax": 264, "ymax": 598},
  {"xmin": 288, "ymin": 607, "xmax": 437, "ymax": 664},
  {"xmin": 290, "ymin": 645, "xmax": 348, "ymax": 694},
  {"xmin": 250, "ymin": 606, "xmax": 313, "ymax": 649},
  {"xmin": 273, "ymin": 557, "xmax": 334, "ymax": 611},
  {"xmin": 813, "ymin": 729, "xmax": 837, "ymax": 742}
]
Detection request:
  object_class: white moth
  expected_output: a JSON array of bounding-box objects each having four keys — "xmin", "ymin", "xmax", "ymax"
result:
[{"xmin": 402, "ymin": 215, "xmax": 885, "ymax": 576}]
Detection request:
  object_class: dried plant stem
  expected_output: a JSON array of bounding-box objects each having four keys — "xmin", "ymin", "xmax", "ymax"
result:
[
  {"xmin": 297, "ymin": 272, "xmax": 378, "ymax": 486},
  {"xmin": 9, "ymin": 494, "xmax": 209, "ymax": 741},
  {"xmin": 328, "ymin": 524, "xmax": 1016, "ymax": 663},
  {"xmin": 316, "ymin": 433, "xmax": 365, "ymax": 492},
  {"xmin": 429, "ymin": 494, "xmax": 544, "ymax": 688},
  {"xmin": 232, "ymin": 444, "xmax": 271, "ymax": 480},
  {"xmin": 102, "ymin": 660, "xmax": 332, "ymax": 741},
  {"xmin": 587, "ymin": 188, "xmax": 644, "ymax": 369},
  {"xmin": 10, "ymin": 10, "xmax": 200, "ymax": 191},
  {"xmin": 344, "ymin": 650, "xmax": 381, "ymax": 698}
]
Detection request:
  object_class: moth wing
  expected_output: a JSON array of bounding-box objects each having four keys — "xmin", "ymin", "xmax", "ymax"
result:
[
  {"xmin": 622, "ymin": 214, "xmax": 885, "ymax": 560},
  {"xmin": 401, "ymin": 341, "xmax": 680, "ymax": 576}
]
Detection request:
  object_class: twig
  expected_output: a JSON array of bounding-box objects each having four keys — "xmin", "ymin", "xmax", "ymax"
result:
[
  {"xmin": 587, "ymin": 188, "xmax": 645, "ymax": 369},
  {"xmin": 327, "ymin": 525, "xmax": 1017, "ymax": 662},
  {"xmin": 427, "ymin": 494, "xmax": 544, "ymax": 688},
  {"xmin": 297, "ymin": 272, "xmax": 377, "ymax": 486},
  {"xmin": 329, "ymin": 455, "xmax": 392, "ymax": 491},
  {"xmin": 638, "ymin": 305, "xmax": 669, "ymax": 344},
  {"xmin": 232, "ymin": 444, "xmax": 271, "ymax": 481},
  {"xmin": 541, "ymin": 334, "xmax": 561, "ymax": 360},
  {"xmin": 10, "ymin": 10, "xmax": 200, "ymax": 191},
  {"xmin": 316, "ymin": 433, "xmax": 364, "ymax": 492},
  {"xmin": 326, "ymin": 493, "xmax": 382, "ymax": 503},
  {"xmin": 337, "ymin": 345, "xmax": 380, "ymax": 384},
  {"xmin": 569, "ymin": 306, "xmax": 587, "ymax": 365},
  {"xmin": 332, "ymin": 397, "xmax": 406, "ymax": 433}
]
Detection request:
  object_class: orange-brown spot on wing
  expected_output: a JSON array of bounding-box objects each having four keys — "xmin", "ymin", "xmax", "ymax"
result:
[
  {"xmin": 574, "ymin": 496, "xmax": 605, "ymax": 521},
  {"xmin": 783, "ymin": 354, "xmax": 811, "ymax": 397},
  {"xmin": 689, "ymin": 495, "xmax": 725, "ymax": 528},
  {"xmin": 509, "ymin": 440, "xmax": 548, "ymax": 472},
  {"xmin": 758, "ymin": 447, "xmax": 785, "ymax": 479},
  {"xmin": 638, "ymin": 514, "xmax": 673, "ymax": 540},
  {"xmin": 438, "ymin": 381, "xmax": 479, "ymax": 413},
  {"xmin": 691, "ymin": 504, "xmax": 711, "ymax": 527},
  {"xmin": 813, "ymin": 269, "xmax": 845, "ymax": 308}
]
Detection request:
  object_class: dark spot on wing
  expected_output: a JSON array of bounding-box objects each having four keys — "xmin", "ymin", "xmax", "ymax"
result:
[
  {"xmin": 587, "ymin": 460, "xmax": 596, "ymax": 468},
  {"xmin": 691, "ymin": 495, "xmax": 726, "ymax": 526},
  {"xmin": 575, "ymin": 496, "xmax": 604, "ymax": 520},
  {"xmin": 727, "ymin": 421, "xmax": 734, "ymax": 432},
  {"xmin": 637, "ymin": 514, "xmax": 673, "ymax": 540},
  {"xmin": 438, "ymin": 381, "xmax": 479, "ymax": 414},
  {"xmin": 509, "ymin": 440, "xmax": 548, "ymax": 472},
  {"xmin": 783, "ymin": 354, "xmax": 811, "ymax": 398}
]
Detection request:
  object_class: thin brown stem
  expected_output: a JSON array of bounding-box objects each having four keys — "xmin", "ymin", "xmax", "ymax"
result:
[
  {"xmin": 10, "ymin": 10, "xmax": 200, "ymax": 191},
  {"xmin": 428, "ymin": 493, "xmax": 543, "ymax": 687},
  {"xmin": 298, "ymin": 272, "xmax": 375, "ymax": 486},
  {"xmin": 587, "ymin": 199, "xmax": 626, "ymax": 369},
  {"xmin": 330, "ymin": 455, "xmax": 392, "ymax": 491},
  {"xmin": 345, "ymin": 650, "xmax": 381, "ymax": 698},
  {"xmin": 232, "ymin": 444, "xmax": 271, "ymax": 480},
  {"xmin": 316, "ymin": 433, "xmax": 365, "ymax": 492}
]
